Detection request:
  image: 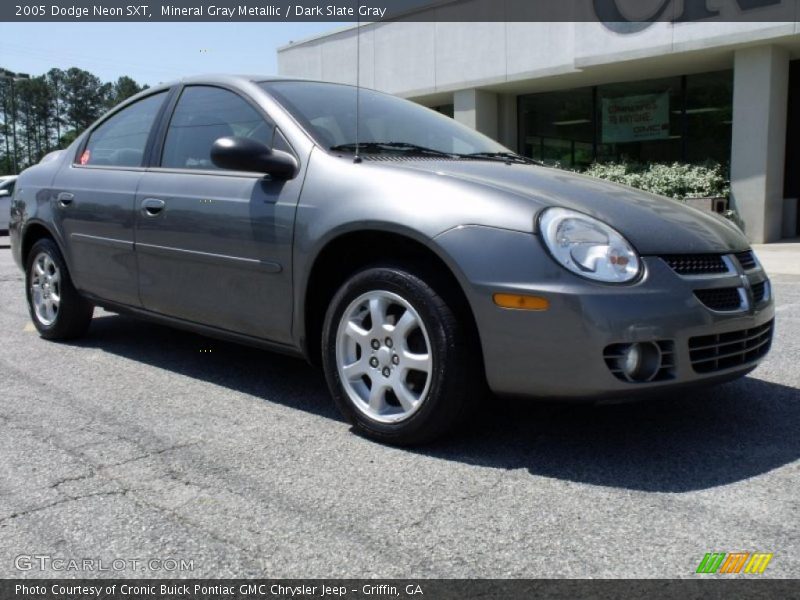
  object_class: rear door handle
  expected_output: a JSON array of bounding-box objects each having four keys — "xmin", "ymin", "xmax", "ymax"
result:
[
  {"xmin": 141, "ymin": 198, "xmax": 166, "ymax": 216},
  {"xmin": 57, "ymin": 192, "xmax": 74, "ymax": 206}
]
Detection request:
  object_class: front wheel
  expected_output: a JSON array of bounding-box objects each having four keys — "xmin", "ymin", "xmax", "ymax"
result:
[
  {"xmin": 322, "ymin": 266, "xmax": 481, "ymax": 445},
  {"xmin": 26, "ymin": 238, "xmax": 94, "ymax": 340}
]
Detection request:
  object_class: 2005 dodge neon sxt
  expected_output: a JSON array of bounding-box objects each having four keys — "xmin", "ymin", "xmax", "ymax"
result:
[{"xmin": 9, "ymin": 75, "xmax": 774, "ymax": 444}]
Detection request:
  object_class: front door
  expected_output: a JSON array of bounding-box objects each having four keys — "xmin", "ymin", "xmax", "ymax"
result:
[{"xmin": 134, "ymin": 85, "xmax": 301, "ymax": 344}]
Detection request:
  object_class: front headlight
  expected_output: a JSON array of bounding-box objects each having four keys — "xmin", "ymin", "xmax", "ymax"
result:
[{"xmin": 538, "ymin": 207, "xmax": 641, "ymax": 283}]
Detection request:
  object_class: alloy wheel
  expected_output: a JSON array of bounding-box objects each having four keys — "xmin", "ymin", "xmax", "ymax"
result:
[
  {"xmin": 335, "ymin": 290, "xmax": 433, "ymax": 423},
  {"xmin": 30, "ymin": 252, "xmax": 61, "ymax": 326}
]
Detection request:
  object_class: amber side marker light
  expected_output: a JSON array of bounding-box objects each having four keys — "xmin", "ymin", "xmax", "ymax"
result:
[{"xmin": 493, "ymin": 293, "xmax": 550, "ymax": 311}]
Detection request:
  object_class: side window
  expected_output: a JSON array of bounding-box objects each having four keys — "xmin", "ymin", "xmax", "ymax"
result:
[
  {"xmin": 79, "ymin": 92, "xmax": 167, "ymax": 167},
  {"xmin": 5, "ymin": 180, "xmax": 15, "ymax": 195},
  {"xmin": 272, "ymin": 129, "xmax": 292, "ymax": 153},
  {"xmin": 161, "ymin": 86, "xmax": 275, "ymax": 170}
]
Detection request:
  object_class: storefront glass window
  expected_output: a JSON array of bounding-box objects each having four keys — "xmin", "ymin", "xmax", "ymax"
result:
[
  {"xmin": 433, "ymin": 104, "xmax": 454, "ymax": 118},
  {"xmin": 596, "ymin": 76, "xmax": 682, "ymax": 164},
  {"xmin": 685, "ymin": 71, "xmax": 732, "ymax": 164},
  {"xmin": 517, "ymin": 70, "xmax": 733, "ymax": 169},
  {"xmin": 518, "ymin": 87, "xmax": 594, "ymax": 169}
]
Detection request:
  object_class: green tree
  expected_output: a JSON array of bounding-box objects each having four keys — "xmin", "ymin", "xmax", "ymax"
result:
[
  {"xmin": 0, "ymin": 78, "xmax": 12, "ymax": 173},
  {"xmin": 46, "ymin": 68, "xmax": 66, "ymax": 143},
  {"xmin": 14, "ymin": 76, "xmax": 56, "ymax": 167},
  {"xmin": 0, "ymin": 65, "xmax": 147, "ymax": 171},
  {"xmin": 14, "ymin": 78, "xmax": 35, "ymax": 166},
  {"xmin": 63, "ymin": 67, "xmax": 109, "ymax": 134},
  {"xmin": 58, "ymin": 129, "xmax": 80, "ymax": 148},
  {"xmin": 107, "ymin": 75, "xmax": 145, "ymax": 108}
]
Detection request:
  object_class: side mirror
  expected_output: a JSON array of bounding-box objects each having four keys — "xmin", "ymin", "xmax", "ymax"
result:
[
  {"xmin": 210, "ymin": 136, "xmax": 298, "ymax": 180},
  {"xmin": 0, "ymin": 189, "xmax": 9, "ymax": 197}
]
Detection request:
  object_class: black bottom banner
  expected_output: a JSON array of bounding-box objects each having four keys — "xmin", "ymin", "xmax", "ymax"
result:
[{"xmin": 1, "ymin": 580, "xmax": 798, "ymax": 600}]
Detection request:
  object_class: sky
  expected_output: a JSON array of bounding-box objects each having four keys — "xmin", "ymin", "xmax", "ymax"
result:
[{"xmin": 0, "ymin": 22, "xmax": 346, "ymax": 85}]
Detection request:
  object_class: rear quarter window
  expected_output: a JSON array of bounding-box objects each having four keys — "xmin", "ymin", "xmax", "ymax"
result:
[{"xmin": 79, "ymin": 91, "xmax": 167, "ymax": 168}]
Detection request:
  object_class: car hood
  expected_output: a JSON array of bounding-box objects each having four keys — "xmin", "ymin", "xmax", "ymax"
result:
[{"xmin": 395, "ymin": 159, "xmax": 748, "ymax": 255}]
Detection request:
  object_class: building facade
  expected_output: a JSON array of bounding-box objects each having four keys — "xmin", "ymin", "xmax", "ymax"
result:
[{"xmin": 278, "ymin": 18, "xmax": 800, "ymax": 243}]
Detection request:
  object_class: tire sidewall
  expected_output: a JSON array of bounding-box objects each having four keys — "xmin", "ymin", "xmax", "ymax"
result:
[
  {"xmin": 25, "ymin": 238, "xmax": 90, "ymax": 339},
  {"xmin": 26, "ymin": 240, "xmax": 59, "ymax": 334},
  {"xmin": 322, "ymin": 266, "xmax": 464, "ymax": 443}
]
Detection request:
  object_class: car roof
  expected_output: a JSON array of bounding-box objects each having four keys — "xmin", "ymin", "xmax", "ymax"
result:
[
  {"xmin": 119, "ymin": 75, "xmax": 368, "ymax": 116},
  {"xmin": 96, "ymin": 75, "xmax": 380, "ymax": 139},
  {"xmin": 102, "ymin": 74, "xmax": 320, "ymax": 118},
  {"xmin": 142, "ymin": 74, "xmax": 318, "ymax": 95}
]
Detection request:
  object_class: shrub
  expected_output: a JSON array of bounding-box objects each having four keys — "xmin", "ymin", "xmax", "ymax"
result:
[{"xmin": 582, "ymin": 161, "xmax": 730, "ymax": 200}]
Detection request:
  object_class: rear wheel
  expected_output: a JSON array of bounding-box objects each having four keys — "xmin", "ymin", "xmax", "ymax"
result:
[
  {"xmin": 26, "ymin": 238, "xmax": 93, "ymax": 340},
  {"xmin": 322, "ymin": 265, "xmax": 481, "ymax": 445}
]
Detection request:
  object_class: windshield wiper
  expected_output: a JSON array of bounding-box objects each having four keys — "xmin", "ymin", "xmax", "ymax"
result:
[
  {"xmin": 461, "ymin": 152, "xmax": 543, "ymax": 165},
  {"xmin": 330, "ymin": 142, "xmax": 457, "ymax": 158},
  {"xmin": 329, "ymin": 143, "xmax": 543, "ymax": 165}
]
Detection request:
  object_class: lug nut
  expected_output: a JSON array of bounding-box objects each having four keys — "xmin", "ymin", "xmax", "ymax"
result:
[
  {"xmin": 371, "ymin": 339, "xmax": 380, "ymax": 350},
  {"xmin": 382, "ymin": 367, "xmax": 391, "ymax": 378},
  {"xmin": 392, "ymin": 355, "xmax": 400, "ymax": 365},
  {"xmin": 385, "ymin": 337, "xmax": 393, "ymax": 348},
  {"xmin": 370, "ymin": 357, "xmax": 379, "ymax": 368}
]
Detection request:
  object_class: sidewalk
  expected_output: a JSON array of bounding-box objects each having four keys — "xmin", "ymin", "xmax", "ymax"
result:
[{"xmin": 753, "ymin": 238, "xmax": 800, "ymax": 276}]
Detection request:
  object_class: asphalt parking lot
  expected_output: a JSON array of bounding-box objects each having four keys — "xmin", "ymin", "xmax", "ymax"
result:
[{"xmin": 1, "ymin": 234, "xmax": 798, "ymax": 579}]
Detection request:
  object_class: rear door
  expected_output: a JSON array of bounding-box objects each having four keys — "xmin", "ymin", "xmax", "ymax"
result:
[
  {"xmin": 134, "ymin": 84, "xmax": 302, "ymax": 344},
  {"xmin": 51, "ymin": 90, "xmax": 169, "ymax": 306}
]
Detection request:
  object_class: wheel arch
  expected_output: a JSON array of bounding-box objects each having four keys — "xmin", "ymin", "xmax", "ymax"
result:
[
  {"xmin": 21, "ymin": 221, "xmax": 65, "ymax": 267},
  {"xmin": 300, "ymin": 227, "xmax": 483, "ymax": 369}
]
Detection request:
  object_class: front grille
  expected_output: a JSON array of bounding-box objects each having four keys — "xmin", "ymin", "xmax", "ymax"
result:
[
  {"xmin": 689, "ymin": 320, "xmax": 773, "ymax": 374},
  {"xmin": 736, "ymin": 250, "xmax": 757, "ymax": 270},
  {"xmin": 751, "ymin": 281, "xmax": 766, "ymax": 303},
  {"xmin": 694, "ymin": 288, "xmax": 742, "ymax": 312},
  {"xmin": 661, "ymin": 254, "xmax": 728, "ymax": 275}
]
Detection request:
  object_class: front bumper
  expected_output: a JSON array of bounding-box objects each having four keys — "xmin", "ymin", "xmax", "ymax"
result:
[{"xmin": 435, "ymin": 225, "xmax": 774, "ymax": 399}]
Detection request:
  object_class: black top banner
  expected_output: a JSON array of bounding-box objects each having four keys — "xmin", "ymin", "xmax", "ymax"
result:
[
  {"xmin": 1, "ymin": 579, "xmax": 799, "ymax": 600},
  {"xmin": 2, "ymin": 0, "xmax": 799, "ymax": 23}
]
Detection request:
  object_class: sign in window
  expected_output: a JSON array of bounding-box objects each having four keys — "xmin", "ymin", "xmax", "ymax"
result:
[{"xmin": 601, "ymin": 92, "xmax": 670, "ymax": 144}]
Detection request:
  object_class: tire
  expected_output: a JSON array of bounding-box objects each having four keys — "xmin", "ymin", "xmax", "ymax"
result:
[
  {"xmin": 322, "ymin": 265, "xmax": 482, "ymax": 445},
  {"xmin": 25, "ymin": 238, "xmax": 93, "ymax": 340}
]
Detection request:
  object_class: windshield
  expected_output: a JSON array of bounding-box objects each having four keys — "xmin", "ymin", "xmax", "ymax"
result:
[{"xmin": 261, "ymin": 81, "xmax": 508, "ymax": 156}]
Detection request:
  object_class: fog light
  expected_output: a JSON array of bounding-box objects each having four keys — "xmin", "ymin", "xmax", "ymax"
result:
[
  {"xmin": 622, "ymin": 344, "xmax": 642, "ymax": 376},
  {"xmin": 619, "ymin": 342, "xmax": 661, "ymax": 382}
]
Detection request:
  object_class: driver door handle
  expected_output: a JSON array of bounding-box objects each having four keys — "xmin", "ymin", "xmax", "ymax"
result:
[
  {"xmin": 57, "ymin": 192, "xmax": 74, "ymax": 206},
  {"xmin": 141, "ymin": 198, "xmax": 166, "ymax": 216}
]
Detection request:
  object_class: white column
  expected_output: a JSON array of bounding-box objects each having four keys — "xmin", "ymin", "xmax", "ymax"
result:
[
  {"xmin": 454, "ymin": 89, "xmax": 498, "ymax": 140},
  {"xmin": 730, "ymin": 45, "xmax": 790, "ymax": 244}
]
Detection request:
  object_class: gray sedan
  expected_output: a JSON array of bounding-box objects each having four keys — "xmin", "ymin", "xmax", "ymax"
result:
[{"xmin": 9, "ymin": 75, "xmax": 774, "ymax": 445}]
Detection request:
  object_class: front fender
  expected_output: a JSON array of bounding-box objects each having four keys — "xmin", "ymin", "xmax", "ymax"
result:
[{"xmin": 292, "ymin": 219, "xmax": 477, "ymax": 355}]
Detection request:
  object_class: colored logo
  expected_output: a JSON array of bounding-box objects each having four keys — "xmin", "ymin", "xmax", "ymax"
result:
[{"xmin": 696, "ymin": 552, "xmax": 773, "ymax": 574}]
